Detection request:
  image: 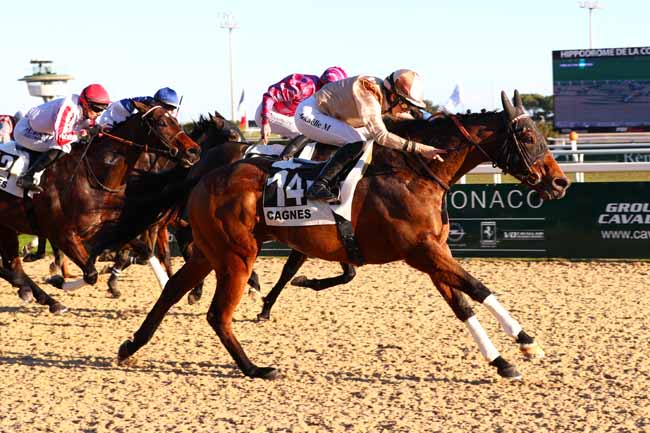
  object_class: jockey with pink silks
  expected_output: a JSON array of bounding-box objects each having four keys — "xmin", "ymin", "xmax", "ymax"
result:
[
  {"xmin": 294, "ymin": 69, "xmax": 446, "ymax": 202},
  {"xmin": 255, "ymin": 66, "xmax": 347, "ymax": 159},
  {"xmin": 13, "ymin": 84, "xmax": 111, "ymax": 193}
]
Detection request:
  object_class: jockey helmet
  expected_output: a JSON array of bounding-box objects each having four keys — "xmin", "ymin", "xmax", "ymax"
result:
[
  {"xmin": 154, "ymin": 87, "xmax": 180, "ymax": 108},
  {"xmin": 13, "ymin": 111, "xmax": 24, "ymax": 122},
  {"xmin": 79, "ymin": 84, "xmax": 111, "ymax": 112},
  {"xmin": 319, "ymin": 66, "xmax": 347, "ymax": 86},
  {"xmin": 383, "ymin": 69, "xmax": 426, "ymax": 109}
]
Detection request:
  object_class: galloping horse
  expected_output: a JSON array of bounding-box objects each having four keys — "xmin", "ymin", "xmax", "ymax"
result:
[
  {"xmin": 118, "ymin": 91, "xmax": 569, "ymax": 380},
  {"xmin": 0, "ymin": 101, "xmax": 200, "ymax": 313}
]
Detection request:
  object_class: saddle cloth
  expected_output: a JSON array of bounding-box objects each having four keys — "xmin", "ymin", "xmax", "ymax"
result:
[
  {"xmin": 0, "ymin": 141, "xmax": 44, "ymax": 198},
  {"xmin": 262, "ymin": 140, "xmax": 373, "ymax": 227},
  {"xmin": 244, "ymin": 141, "xmax": 316, "ymax": 160}
]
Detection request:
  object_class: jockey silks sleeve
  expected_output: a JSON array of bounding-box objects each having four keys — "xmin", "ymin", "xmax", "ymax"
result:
[{"xmin": 315, "ymin": 76, "xmax": 420, "ymax": 151}]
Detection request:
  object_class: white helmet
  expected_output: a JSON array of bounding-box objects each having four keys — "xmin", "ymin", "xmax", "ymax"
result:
[{"xmin": 383, "ymin": 69, "xmax": 426, "ymax": 109}]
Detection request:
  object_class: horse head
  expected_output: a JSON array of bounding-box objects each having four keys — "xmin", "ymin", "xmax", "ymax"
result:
[
  {"xmin": 128, "ymin": 100, "xmax": 201, "ymax": 167},
  {"xmin": 498, "ymin": 90, "xmax": 569, "ymax": 200},
  {"xmin": 190, "ymin": 111, "xmax": 245, "ymax": 152}
]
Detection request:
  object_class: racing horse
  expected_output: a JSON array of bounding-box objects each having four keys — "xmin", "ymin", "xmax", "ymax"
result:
[
  {"xmin": 0, "ymin": 100, "xmax": 200, "ymax": 313},
  {"xmin": 118, "ymin": 91, "xmax": 570, "ymax": 380}
]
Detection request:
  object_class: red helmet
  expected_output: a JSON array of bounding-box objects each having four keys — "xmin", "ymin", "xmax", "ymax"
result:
[
  {"xmin": 319, "ymin": 66, "xmax": 347, "ymax": 86},
  {"xmin": 79, "ymin": 84, "xmax": 111, "ymax": 107}
]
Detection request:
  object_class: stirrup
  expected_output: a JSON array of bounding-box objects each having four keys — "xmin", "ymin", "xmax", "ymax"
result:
[
  {"xmin": 306, "ymin": 181, "xmax": 337, "ymax": 202},
  {"xmin": 17, "ymin": 176, "xmax": 43, "ymax": 193}
]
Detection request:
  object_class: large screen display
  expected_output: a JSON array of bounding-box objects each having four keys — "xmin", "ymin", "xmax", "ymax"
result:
[{"xmin": 553, "ymin": 47, "xmax": 650, "ymax": 131}]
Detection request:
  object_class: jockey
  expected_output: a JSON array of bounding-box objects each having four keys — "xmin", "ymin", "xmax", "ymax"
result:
[
  {"xmin": 255, "ymin": 66, "xmax": 347, "ymax": 159},
  {"xmin": 294, "ymin": 69, "xmax": 446, "ymax": 202},
  {"xmin": 97, "ymin": 87, "xmax": 180, "ymax": 129},
  {"xmin": 0, "ymin": 114, "xmax": 14, "ymax": 143},
  {"xmin": 14, "ymin": 84, "xmax": 111, "ymax": 193}
]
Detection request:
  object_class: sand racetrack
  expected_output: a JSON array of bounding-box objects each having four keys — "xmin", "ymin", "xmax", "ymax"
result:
[{"xmin": 0, "ymin": 257, "xmax": 649, "ymax": 432}]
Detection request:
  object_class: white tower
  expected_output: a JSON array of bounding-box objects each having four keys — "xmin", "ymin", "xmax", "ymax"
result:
[{"xmin": 19, "ymin": 60, "xmax": 74, "ymax": 102}]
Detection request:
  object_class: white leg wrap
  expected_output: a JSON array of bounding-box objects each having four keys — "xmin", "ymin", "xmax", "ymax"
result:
[
  {"xmin": 483, "ymin": 294, "xmax": 522, "ymax": 338},
  {"xmin": 62, "ymin": 279, "xmax": 86, "ymax": 292},
  {"xmin": 148, "ymin": 257, "xmax": 169, "ymax": 289},
  {"xmin": 111, "ymin": 268, "xmax": 121, "ymax": 277},
  {"xmin": 464, "ymin": 316, "xmax": 500, "ymax": 362}
]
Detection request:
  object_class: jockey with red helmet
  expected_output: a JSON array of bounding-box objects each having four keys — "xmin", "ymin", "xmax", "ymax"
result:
[
  {"xmin": 255, "ymin": 66, "xmax": 347, "ymax": 159},
  {"xmin": 14, "ymin": 83, "xmax": 110, "ymax": 193},
  {"xmin": 293, "ymin": 69, "xmax": 445, "ymax": 202}
]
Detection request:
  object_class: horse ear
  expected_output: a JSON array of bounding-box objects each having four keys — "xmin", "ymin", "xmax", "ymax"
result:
[
  {"xmin": 501, "ymin": 90, "xmax": 516, "ymax": 120},
  {"xmin": 213, "ymin": 115, "xmax": 225, "ymax": 129},
  {"xmin": 514, "ymin": 89, "xmax": 523, "ymax": 109},
  {"xmin": 131, "ymin": 100, "xmax": 149, "ymax": 113}
]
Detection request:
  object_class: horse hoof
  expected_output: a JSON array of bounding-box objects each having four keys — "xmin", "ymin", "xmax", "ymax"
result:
[
  {"xmin": 520, "ymin": 342, "xmax": 545, "ymax": 359},
  {"xmin": 45, "ymin": 275, "xmax": 65, "ymax": 289},
  {"xmin": 18, "ymin": 287, "xmax": 35, "ymax": 303},
  {"xmin": 498, "ymin": 366, "xmax": 522, "ymax": 380},
  {"xmin": 23, "ymin": 253, "xmax": 45, "ymax": 263},
  {"xmin": 107, "ymin": 289, "xmax": 121, "ymax": 299},
  {"xmin": 117, "ymin": 340, "xmax": 135, "ymax": 366},
  {"xmin": 256, "ymin": 311, "xmax": 270, "ymax": 322},
  {"xmin": 490, "ymin": 356, "xmax": 522, "ymax": 380},
  {"xmin": 49, "ymin": 262, "xmax": 62, "ymax": 276},
  {"xmin": 49, "ymin": 303, "xmax": 68, "ymax": 315},
  {"xmin": 291, "ymin": 276, "xmax": 308, "ymax": 287},
  {"xmin": 249, "ymin": 366, "xmax": 279, "ymax": 380}
]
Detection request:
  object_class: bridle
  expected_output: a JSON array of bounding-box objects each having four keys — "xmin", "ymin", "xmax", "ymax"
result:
[{"xmin": 447, "ymin": 113, "xmax": 545, "ymax": 187}]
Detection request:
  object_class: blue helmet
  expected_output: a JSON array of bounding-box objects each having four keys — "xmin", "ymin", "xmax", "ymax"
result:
[{"xmin": 153, "ymin": 87, "xmax": 180, "ymax": 108}]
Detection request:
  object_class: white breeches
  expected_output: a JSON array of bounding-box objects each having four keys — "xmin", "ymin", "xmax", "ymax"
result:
[
  {"xmin": 254, "ymin": 104, "xmax": 301, "ymax": 139},
  {"xmin": 294, "ymin": 96, "xmax": 368, "ymax": 146},
  {"xmin": 13, "ymin": 117, "xmax": 58, "ymax": 153}
]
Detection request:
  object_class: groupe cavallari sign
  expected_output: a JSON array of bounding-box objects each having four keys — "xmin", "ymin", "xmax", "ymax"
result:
[
  {"xmin": 446, "ymin": 182, "xmax": 650, "ymax": 258},
  {"xmin": 253, "ymin": 182, "xmax": 650, "ymax": 258}
]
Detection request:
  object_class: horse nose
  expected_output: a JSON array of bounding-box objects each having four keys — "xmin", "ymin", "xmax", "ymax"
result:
[{"xmin": 552, "ymin": 176, "xmax": 570, "ymax": 191}]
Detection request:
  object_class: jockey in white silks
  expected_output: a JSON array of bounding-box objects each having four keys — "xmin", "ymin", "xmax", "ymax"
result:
[
  {"xmin": 13, "ymin": 84, "xmax": 111, "ymax": 193},
  {"xmin": 293, "ymin": 69, "xmax": 446, "ymax": 202},
  {"xmin": 97, "ymin": 87, "xmax": 180, "ymax": 129},
  {"xmin": 254, "ymin": 67, "xmax": 347, "ymax": 160}
]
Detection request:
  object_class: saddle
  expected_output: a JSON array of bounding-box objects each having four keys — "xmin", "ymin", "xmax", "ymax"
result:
[{"xmin": 0, "ymin": 141, "xmax": 43, "ymax": 197}]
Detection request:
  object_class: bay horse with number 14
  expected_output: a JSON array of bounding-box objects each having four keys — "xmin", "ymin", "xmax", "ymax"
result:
[{"xmin": 118, "ymin": 91, "xmax": 570, "ymax": 380}]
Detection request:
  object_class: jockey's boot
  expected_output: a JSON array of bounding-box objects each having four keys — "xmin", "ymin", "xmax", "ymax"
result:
[
  {"xmin": 279, "ymin": 135, "xmax": 310, "ymax": 160},
  {"xmin": 305, "ymin": 141, "xmax": 365, "ymax": 202},
  {"xmin": 16, "ymin": 148, "xmax": 63, "ymax": 193}
]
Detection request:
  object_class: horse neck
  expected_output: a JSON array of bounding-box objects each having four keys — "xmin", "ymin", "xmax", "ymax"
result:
[{"xmin": 420, "ymin": 113, "xmax": 508, "ymax": 186}]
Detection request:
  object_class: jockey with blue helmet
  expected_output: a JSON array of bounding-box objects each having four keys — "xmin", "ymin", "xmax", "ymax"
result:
[{"xmin": 98, "ymin": 87, "xmax": 180, "ymax": 129}]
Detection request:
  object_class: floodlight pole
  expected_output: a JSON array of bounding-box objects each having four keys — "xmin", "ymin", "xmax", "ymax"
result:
[
  {"xmin": 578, "ymin": 1, "xmax": 604, "ymax": 49},
  {"xmin": 220, "ymin": 12, "xmax": 238, "ymax": 121}
]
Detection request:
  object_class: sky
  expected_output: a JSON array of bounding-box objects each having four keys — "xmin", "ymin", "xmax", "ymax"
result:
[{"xmin": 1, "ymin": 0, "xmax": 648, "ymax": 123}]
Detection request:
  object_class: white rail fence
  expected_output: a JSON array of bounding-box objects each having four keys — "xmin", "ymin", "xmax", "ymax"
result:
[{"xmin": 461, "ymin": 139, "xmax": 650, "ymax": 184}]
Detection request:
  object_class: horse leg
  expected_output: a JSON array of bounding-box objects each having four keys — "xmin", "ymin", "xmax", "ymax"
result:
[
  {"xmin": 155, "ymin": 226, "xmax": 173, "ymax": 277},
  {"xmin": 117, "ymin": 251, "xmax": 212, "ymax": 365},
  {"xmin": 206, "ymin": 252, "xmax": 277, "ymax": 379},
  {"xmin": 107, "ymin": 249, "xmax": 130, "ymax": 298},
  {"xmin": 407, "ymin": 242, "xmax": 539, "ymax": 379},
  {"xmin": 0, "ymin": 229, "xmax": 67, "ymax": 314},
  {"xmin": 292, "ymin": 261, "xmax": 357, "ymax": 290},
  {"xmin": 175, "ymin": 228, "xmax": 204, "ymax": 305},
  {"xmin": 257, "ymin": 249, "xmax": 308, "ymax": 321},
  {"xmin": 22, "ymin": 235, "xmax": 46, "ymax": 262}
]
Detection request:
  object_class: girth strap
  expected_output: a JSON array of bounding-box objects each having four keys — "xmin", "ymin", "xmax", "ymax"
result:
[{"xmin": 333, "ymin": 213, "xmax": 365, "ymax": 266}]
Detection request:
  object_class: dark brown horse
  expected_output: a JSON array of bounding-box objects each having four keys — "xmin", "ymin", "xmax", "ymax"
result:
[
  {"xmin": 0, "ymin": 101, "xmax": 200, "ymax": 313},
  {"xmin": 118, "ymin": 91, "xmax": 570, "ymax": 380}
]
